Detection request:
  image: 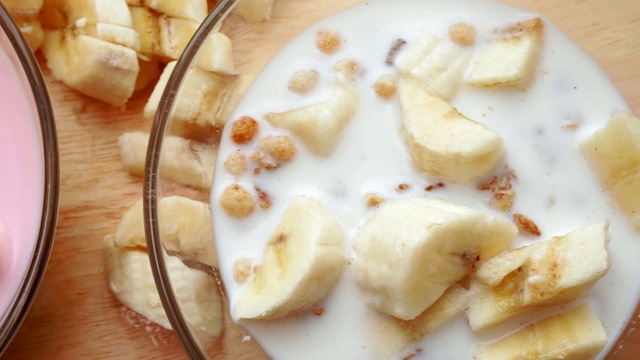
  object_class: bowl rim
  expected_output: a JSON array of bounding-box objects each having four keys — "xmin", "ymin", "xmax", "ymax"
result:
[
  {"xmin": 0, "ymin": 2, "xmax": 59, "ymax": 355},
  {"xmin": 144, "ymin": 0, "xmax": 238, "ymax": 358}
]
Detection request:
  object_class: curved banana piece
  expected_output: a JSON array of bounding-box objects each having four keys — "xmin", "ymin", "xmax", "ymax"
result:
[
  {"xmin": 112, "ymin": 196, "xmax": 217, "ymax": 268},
  {"xmin": 265, "ymin": 76, "xmax": 359, "ymax": 156},
  {"xmin": 234, "ymin": 196, "xmax": 345, "ymax": 320},
  {"xmin": 467, "ymin": 221, "xmax": 610, "ymax": 331},
  {"xmin": 353, "ymin": 197, "xmax": 516, "ymax": 320},
  {"xmin": 398, "ymin": 77, "xmax": 504, "ymax": 184},
  {"xmin": 106, "ymin": 246, "xmax": 222, "ymax": 339}
]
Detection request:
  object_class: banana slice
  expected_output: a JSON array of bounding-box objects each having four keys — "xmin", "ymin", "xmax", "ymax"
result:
[
  {"xmin": 143, "ymin": 0, "xmax": 207, "ymax": 22},
  {"xmin": 143, "ymin": 61, "xmax": 239, "ymax": 132},
  {"xmin": 41, "ymin": 0, "xmax": 133, "ymax": 28},
  {"xmin": 474, "ymin": 304, "xmax": 607, "ymax": 359},
  {"xmin": 111, "ymin": 196, "xmax": 217, "ymax": 268},
  {"xmin": 106, "ymin": 245, "xmax": 222, "ymax": 339},
  {"xmin": 232, "ymin": 0, "xmax": 275, "ymax": 23},
  {"xmin": 234, "ymin": 196, "xmax": 346, "ymax": 320},
  {"xmin": 118, "ymin": 131, "xmax": 216, "ymax": 190},
  {"xmin": 42, "ymin": 30, "xmax": 139, "ymax": 106},
  {"xmin": 265, "ymin": 75, "xmax": 359, "ymax": 156},
  {"xmin": 467, "ymin": 221, "xmax": 610, "ymax": 331},
  {"xmin": 394, "ymin": 34, "xmax": 468, "ymax": 100},
  {"xmin": 467, "ymin": 18, "xmax": 544, "ymax": 87},
  {"xmin": 78, "ymin": 23, "xmax": 141, "ymax": 51},
  {"xmin": 398, "ymin": 77, "xmax": 504, "ymax": 184},
  {"xmin": 369, "ymin": 284, "xmax": 469, "ymax": 356},
  {"xmin": 353, "ymin": 197, "xmax": 516, "ymax": 320},
  {"xmin": 129, "ymin": 4, "xmax": 235, "ymax": 74},
  {"xmin": 580, "ymin": 111, "xmax": 640, "ymax": 230}
]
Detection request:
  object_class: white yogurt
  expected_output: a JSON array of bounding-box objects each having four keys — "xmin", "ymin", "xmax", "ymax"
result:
[{"xmin": 211, "ymin": 0, "xmax": 640, "ymax": 358}]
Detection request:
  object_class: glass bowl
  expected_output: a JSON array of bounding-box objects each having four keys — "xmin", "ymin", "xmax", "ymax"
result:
[
  {"xmin": 0, "ymin": 2, "xmax": 58, "ymax": 356},
  {"xmin": 144, "ymin": 0, "xmax": 640, "ymax": 358}
]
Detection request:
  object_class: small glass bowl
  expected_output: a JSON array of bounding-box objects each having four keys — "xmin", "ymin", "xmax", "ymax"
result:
[
  {"xmin": 144, "ymin": 0, "xmax": 640, "ymax": 358},
  {"xmin": 0, "ymin": 2, "xmax": 59, "ymax": 356}
]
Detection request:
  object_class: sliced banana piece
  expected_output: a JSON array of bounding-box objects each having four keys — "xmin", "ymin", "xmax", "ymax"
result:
[
  {"xmin": 111, "ymin": 196, "xmax": 217, "ymax": 268},
  {"xmin": 474, "ymin": 304, "xmax": 607, "ymax": 360},
  {"xmin": 232, "ymin": 0, "xmax": 275, "ymax": 23},
  {"xmin": 265, "ymin": 75, "xmax": 359, "ymax": 156},
  {"xmin": 467, "ymin": 18, "xmax": 543, "ymax": 87},
  {"xmin": 580, "ymin": 111, "xmax": 640, "ymax": 230},
  {"xmin": 41, "ymin": 0, "xmax": 133, "ymax": 28},
  {"xmin": 143, "ymin": 61, "xmax": 240, "ymax": 131},
  {"xmin": 106, "ymin": 245, "xmax": 222, "ymax": 339},
  {"xmin": 78, "ymin": 23, "xmax": 141, "ymax": 51},
  {"xmin": 129, "ymin": 4, "xmax": 235, "ymax": 74},
  {"xmin": 234, "ymin": 196, "xmax": 345, "ymax": 320},
  {"xmin": 118, "ymin": 131, "xmax": 216, "ymax": 190},
  {"xmin": 144, "ymin": 0, "xmax": 207, "ymax": 22},
  {"xmin": 369, "ymin": 284, "xmax": 469, "ymax": 356},
  {"xmin": 467, "ymin": 221, "xmax": 610, "ymax": 331},
  {"xmin": 353, "ymin": 197, "xmax": 516, "ymax": 320},
  {"xmin": 42, "ymin": 30, "xmax": 139, "ymax": 106},
  {"xmin": 398, "ymin": 77, "xmax": 504, "ymax": 184},
  {"xmin": 394, "ymin": 34, "xmax": 468, "ymax": 100}
]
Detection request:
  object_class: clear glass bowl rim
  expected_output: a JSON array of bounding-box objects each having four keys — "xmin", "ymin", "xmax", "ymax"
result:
[
  {"xmin": 0, "ymin": 2, "xmax": 59, "ymax": 356},
  {"xmin": 143, "ymin": 0, "xmax": 237, "ymax": 359}
]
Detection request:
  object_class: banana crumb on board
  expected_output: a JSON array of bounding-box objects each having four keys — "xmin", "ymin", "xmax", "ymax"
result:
[
  {"xmin": 220, "ymin": 184, "xmax": 255, "ymax": 218},
  {"xmin": 231, "ymin": 116, "xmax": 259, "ymax": 144},
  {"xmin": 449, "ymin": 22, "xmax": 477, "ymax": 46},
  {"xmin": 316, "ymin": 30, "xmax": 342, "ymax": 54}
]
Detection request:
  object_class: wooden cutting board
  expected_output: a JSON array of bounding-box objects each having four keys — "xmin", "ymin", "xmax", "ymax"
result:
[{"xmin": 3, "ymin": 0, "xmax": 640, "ymax": 358}]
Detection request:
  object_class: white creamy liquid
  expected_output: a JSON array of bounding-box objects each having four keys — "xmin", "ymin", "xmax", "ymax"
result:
[{"xmin": 211, "ymin": 0, "xmax": 640, "ymax": 358}]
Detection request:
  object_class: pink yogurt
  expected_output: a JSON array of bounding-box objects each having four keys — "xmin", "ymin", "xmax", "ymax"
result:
[{"xmin": 0, "ymin": 41, "xmax": 44, "ymax": 317}]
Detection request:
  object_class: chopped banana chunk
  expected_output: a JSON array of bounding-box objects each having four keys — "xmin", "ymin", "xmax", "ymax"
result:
[
  {"xmin": 231, "ymin": 0, "xmax": 275, "ymax": 23},
  {"xmin": 395, "ymin": 34, "xmax": 468, "ymax": 99},
  {"xmin": 398, "ymin": 77, "xmax": 504, "ymax": 184},
  {"xmin": 111, "ymin": 196, "xmax": 217, "ymax": 268},
  {"xmin": 42, "ymin": 30, "xmax": 139, "ymax": 106},
  {"xmin": 265, "ymin": 75, "xmax": 359, "ymax": 156},
  {"xmin": 106, "ymin": 246, "xmax": 222, "ymax": 339},
  {"xmin": 12, "ymin": 14, "xmax": 44, "ymax": 51},
  {"xmin": 143, "ymin": 0, "xmax": 207, "ymax": 22},
  {"xmin": 467, "ymin": 221, "xmax": 610, "ymax": 330},
  {"xmin": 234, "ymin": 196, "xmax": 345, "ymax": 319},
  {"xmin": 580, "ymin": 111, "xmax": 640, "ymax": 230},
  {"xmin": 467, "ymin": 18, "xmax": 544, "ymax": 87},
  {"xmin": 144, "ymin": 61, "xmax": 237, "ymax": 130},
  {"xmin": 474, "ymin": 304, "xmax": 607, "ymax": 360},
  {"xmin": 353, "ymin": 197, "xmax": 516, "ymax": 320},
  {"xmin": 118, "ymin": 131, "xmax": 216, "ymax": 190}
]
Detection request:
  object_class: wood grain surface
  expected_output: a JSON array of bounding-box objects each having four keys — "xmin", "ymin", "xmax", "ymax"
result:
[{"xmin": 3, "ymin": 0, "xmax": 640, "ymax": 358}]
